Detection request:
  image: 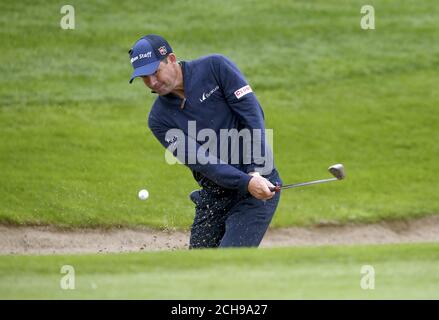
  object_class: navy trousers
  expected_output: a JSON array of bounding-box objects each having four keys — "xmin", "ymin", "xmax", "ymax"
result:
[{"xmin": 189, "ymin": 169, "xmax": 282, "ymax": 248}]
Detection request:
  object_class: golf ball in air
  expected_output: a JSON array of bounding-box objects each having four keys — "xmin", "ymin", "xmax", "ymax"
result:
[{"xmin": 138, "ymin": 189, "xmax": 149, "ymax": 200}]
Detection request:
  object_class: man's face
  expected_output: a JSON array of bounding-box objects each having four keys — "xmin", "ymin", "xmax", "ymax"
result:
[{"xmin": 141, "ymin": 58, "xmax": 178, "ymax": 95}]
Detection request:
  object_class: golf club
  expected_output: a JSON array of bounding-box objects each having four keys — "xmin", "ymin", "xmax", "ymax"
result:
[{"xmin": 269, "ymin": 164, "xmax": 345, "ymax": 192}]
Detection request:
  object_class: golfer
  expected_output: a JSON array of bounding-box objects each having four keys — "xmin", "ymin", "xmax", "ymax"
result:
[{"xmin": 128, "ymin": 34, "xmax": 282, "ymax": 248}]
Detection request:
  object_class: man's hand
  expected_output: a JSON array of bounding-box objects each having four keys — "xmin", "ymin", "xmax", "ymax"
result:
[{"xmin": 248, "ymin": 172, "xmax": 275, "ymax": 200}]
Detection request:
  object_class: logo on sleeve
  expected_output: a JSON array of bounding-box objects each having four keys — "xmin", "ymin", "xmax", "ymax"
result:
[{"xmin": 234, "ymin": 85, "xmax": 253, "ymax": 99}]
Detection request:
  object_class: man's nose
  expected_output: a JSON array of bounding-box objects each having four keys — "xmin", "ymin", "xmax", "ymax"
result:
[
  {"xmin": 144, "ymin": 75, "xmax": 157, "ymax": 87},
  {"xmin": 149, "ymin": 75, "xmax": 158, "ymax": 86}
]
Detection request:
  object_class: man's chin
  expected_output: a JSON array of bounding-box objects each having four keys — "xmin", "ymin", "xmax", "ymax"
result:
[
  {"xmin": 157, "ymin": 89, "xmax": 172, "ymax": 96},
  {"xmin": 150, "ymin": 88, "xmax": 168, "ymax": 95}
]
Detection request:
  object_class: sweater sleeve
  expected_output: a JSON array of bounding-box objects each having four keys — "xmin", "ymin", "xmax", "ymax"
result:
[
  {"xmin": 148, "ymin": 113, "xmax": 252, "ymax": 194},
  {"xmin": 213, "ymin": 55, "xmax": 271, "ymax": 174}
]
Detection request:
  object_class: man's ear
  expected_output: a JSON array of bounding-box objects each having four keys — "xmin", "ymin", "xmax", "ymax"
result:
[{"xmin": 167, "ymin": 53, "xmax": 177, "ymax": 63}]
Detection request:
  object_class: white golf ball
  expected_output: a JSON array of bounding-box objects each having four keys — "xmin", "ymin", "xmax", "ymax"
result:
[{"xmin": 138, "ymin": 189, "xmax": 149, "ymax": 200}]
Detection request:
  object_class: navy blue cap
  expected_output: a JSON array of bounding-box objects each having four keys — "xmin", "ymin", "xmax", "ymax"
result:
[{"xmin": 128, "ymin": 35, "xmax": 173, "ymax": 83}]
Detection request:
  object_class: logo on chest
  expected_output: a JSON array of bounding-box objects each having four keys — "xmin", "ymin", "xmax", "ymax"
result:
[{"xmin": 199, "ymin": 85, "xmax": 219, "ymax": 103}]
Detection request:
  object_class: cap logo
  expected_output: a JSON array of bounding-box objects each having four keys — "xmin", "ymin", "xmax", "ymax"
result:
[
  {"xmin": 130, "ymin": 51, "xmax": 152, "ymax": 63},
  {"xmin": 158, "ymin": 46, "xmax": 167, "ymax": 55},
  {"xmin": 139, "ymin": 52, "xmax": 152, "ymax": 59}
]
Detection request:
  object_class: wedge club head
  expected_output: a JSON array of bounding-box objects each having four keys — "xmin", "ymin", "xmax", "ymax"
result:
[
  {"xmin": 270, "ymin": 164, "xmax": 346, "ymax": 192},
  {"xmin": 328, "ymin": 163, "xmax": 345, "ymax": 180}
]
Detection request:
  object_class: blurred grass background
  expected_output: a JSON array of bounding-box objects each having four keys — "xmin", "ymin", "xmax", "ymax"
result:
[
  {"xmin": 1, "ymin": 243, "xmax": 439, "ymax": 299},
  {"xmin": 0, "ymin": 0, "xmax": 438, "ymax": 228}
]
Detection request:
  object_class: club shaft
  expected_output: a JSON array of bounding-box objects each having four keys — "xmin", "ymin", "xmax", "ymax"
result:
[{"xmin": 279, "ymin": 177, "xmax": 338, "ymax": 190}]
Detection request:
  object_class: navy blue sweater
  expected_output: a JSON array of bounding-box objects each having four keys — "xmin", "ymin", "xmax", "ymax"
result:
[{"xmin": 148, "ymin": 54, "xmax": 272, "ymax": 195}]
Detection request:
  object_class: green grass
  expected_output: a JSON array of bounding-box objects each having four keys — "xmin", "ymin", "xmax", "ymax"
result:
[
  {"xmin": 1, "ymin": 243, "xmax": 439, "ymax": 299},
  {"xmin": 1, "ymin": 0, "xmax": 438, "ymax": 228}
]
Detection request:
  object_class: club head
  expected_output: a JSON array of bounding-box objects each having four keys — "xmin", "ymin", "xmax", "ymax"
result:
[{"xmin": 328, "ymin": 164, "xmax": 345, "ymax": 180}]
